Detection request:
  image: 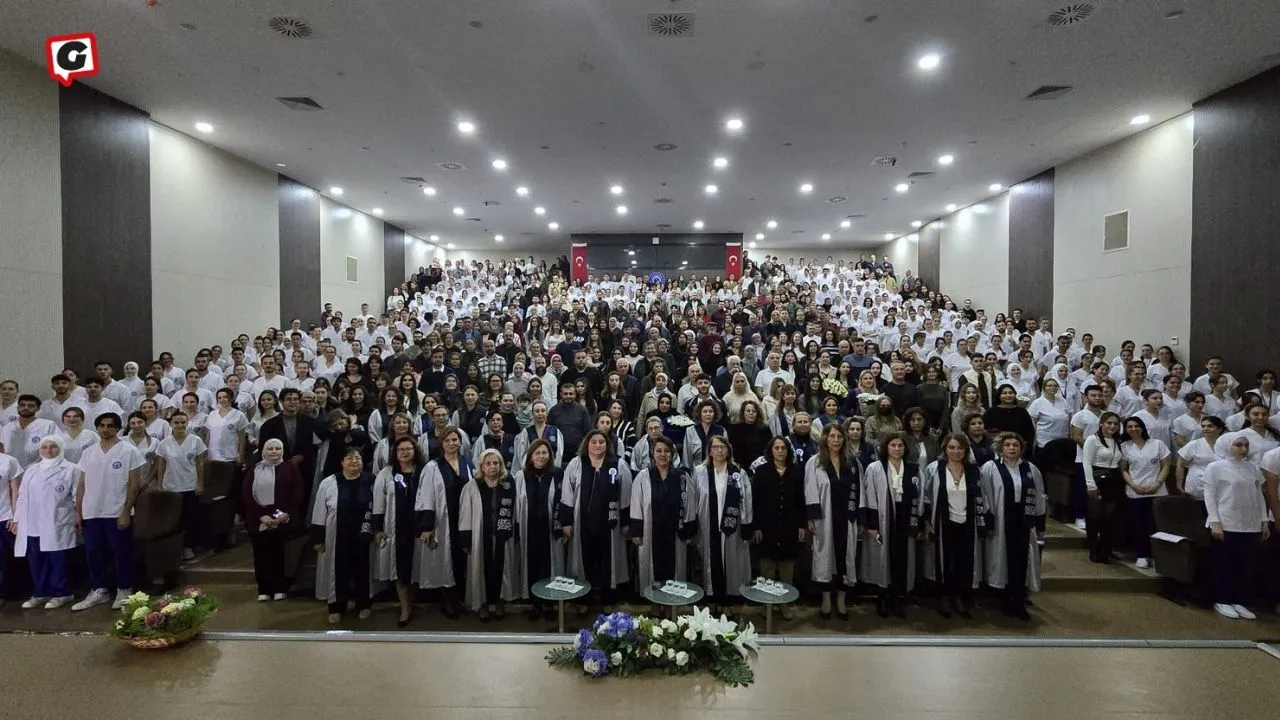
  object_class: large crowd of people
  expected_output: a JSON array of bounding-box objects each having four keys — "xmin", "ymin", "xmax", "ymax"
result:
[{"xmin": 1, "ymin": 251, "xmax": 1276, "ymax": 626}]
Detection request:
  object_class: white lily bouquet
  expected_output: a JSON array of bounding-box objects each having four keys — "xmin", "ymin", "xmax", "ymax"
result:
[
  {"xmin": 821, "ymin": 378, "xmax": 849, "ymax": 398},
  {"xmin": 667, "ymin": 414, "xmax": 695, "ymax": 428},
  {"xmin": 546, "ymin": 607, "xmax": 760, "ymax": 686}
]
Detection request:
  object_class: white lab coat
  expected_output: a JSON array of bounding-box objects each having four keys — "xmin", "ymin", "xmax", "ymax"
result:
[{"xmin": 13, "ymin": 459, "xmax": 81, "ymax": 556}]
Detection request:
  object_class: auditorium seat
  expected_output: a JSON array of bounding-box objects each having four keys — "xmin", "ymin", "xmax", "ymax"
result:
[
  {"xmin": 132, "ymin": 490, "xmax": 186, "ymax": 588},
  {"xmin": 200, "ymin": 466, "xmax": 238, "ymax": 551},
  {"xmin": 1151, "ymin": 495, "xmax": 1210, "ymax": 604}
]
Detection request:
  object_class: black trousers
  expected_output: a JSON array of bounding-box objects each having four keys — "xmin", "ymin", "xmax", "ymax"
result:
[
  {"xmin": 1086, "ymin": 468, "xmax": 1126, "ymax": 560},
  {"xmin": 1003, "ymin": 516, "xmax": 1031, "ymax": 606},
  {"xmin": 940, "ymin": 519, "xmax": 974, "ymax": 601},
  {"xmin": 250, "ymin": 531, "xmax": 288, "ymax": 595},
  {"xmin": 330, "ymin": 534, "xmax": 372, "ymax": 613},
  {"xmin": 179, "ymin": 490, "xmax": 203, "ymax": 550},
  {"xmin": 1212, "ymin": 531, "xmax": 1260, "ymax": 606}
]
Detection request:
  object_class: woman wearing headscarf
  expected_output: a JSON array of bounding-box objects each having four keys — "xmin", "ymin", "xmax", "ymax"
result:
[
  {"xmin": 516, "ymin": 439, "xmax": 565, "ymax": 620},
  {"xmin": 457, "ymin": 448, "xmax": 526, "ymax": 620},
  {"xmin": 11, "ymin": 436, "xmax": 79, "ymax": 609},
  {"xmin": 1204, "ymin": 433, "xmax": 1270, "ymax": 620},
  {"xmin": 862, "ymin": 432, "xmax": 925, "ymax": 618},
  {"xmin": 922, "ymin": 433, "xmax": 985, "ymax": 617},
  {"xmin": 311, "ymin": 447, "xmax": 377, "ymax": 624},
  {"xmin": 805, "ymin": 424, "xmax": 860, "ymax": 620},
  {"xmin": 243, "ymin": 438, "xmax": 304, "ymax": 601},
  {"xmin": 560, "ymin": 430, "xmax": 633, "ymax": 607},
  {"xmin": 692, "ymin": 434, "xmax": 754, "ymax": 606},
  {"xmin": 630, "ymin": 435, "xmax": 697, "ymax": 597},
  {"xmin": 373, "ymin": 436, "xmax": 426, "ymax": 627},
  {"xmin": 415, "ymin": 426, "xmax": 465, "ymax": 618},
  {"xmin": 980, "ymin": 432, "xmax": 1046, "ymax": 620},
  {"xmin": 1004, "ymin": 363, "xmax": 1038, "ymax": 406}
]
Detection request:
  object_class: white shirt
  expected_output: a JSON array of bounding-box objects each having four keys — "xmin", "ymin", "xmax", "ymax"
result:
[
  {"xmin": 171, "ymin": 387, "xmax": 215, "ymax": 414},
  {"xmin": 1081, "ymin": 434, "xmax": 1123, "ymax": 491},
  {"xmin": 1120, "ymin": 439, "xmax": 1171, "ymax": 499},
  {"xmin": 1171, "ymin": 413, "xmax": 1204, "ymax": 449},
  {"xmin": 1213, "ymin": 428, "xmax": 1279, "ymax": 466},
  {"xmin": 38, "ymin": 395, "xmax": 79, "ymax": 428},
  {"xmin": 157, "ymin": 433, "xmax": 207, "ymax": 493},
  {"xmin": 1069, "ymin": 408, "xmax": 1103, "ymax": 463},
  {"xmin": 251, "ymin": 374, "xmax": 288, "ymax": 402},
  {"xmin": 0, "ymin": 418, "xmax": 59, "ymax": 468},
  {"xmin": 945, "ymin": 465, "xmax": 967, "ymax": 523},
  {"xmin": 1026, "ymin": 396, "xmax": 1070, "ymax": 447},
  {"xmin": 0, "ymin": 401, "xmax": 18, "ymax": 426},
  {"xmin": 1132, "ymin": 409, "xmax": 1173, "ymax": 451},
  {"xmin": 56, "ymin": 429, "xmax": 98, "ymax": 465},
  {"xmin": 1203, "ymin": 458, "xmax": 1267, "ymax": 532},
  {"xmin": 77, "ymin": 441, "xmax": 145, "ymax": 519},
  {"xmin": 1177, "ymin": 437, "xmax": 1218, "ymax": 500},
  {"xmin": 76, "ymin": 398, "xmax": 125, "ymax": 426},
  {"xmin": 204, "ymin": 408, "xmax": 247, "ymax": 462},
  {"xmin": 0, "ymin": 453, "xmax": 19, "ymax": 522},
  {"xmin": 754, "ymin": 367, "xmax": 794, "ymax": 394}
]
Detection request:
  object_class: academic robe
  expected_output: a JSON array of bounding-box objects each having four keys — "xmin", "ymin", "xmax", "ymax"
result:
[
  {"xmin": 515, "ymin": 466, "xmax": 566, "ymax": 588},
  {"xmin": 457, "ymin": 475, "xmax": 527, "ymax": 610},
  {"xmin": 920, "ymin": 460, "xmax": 984, "ymax": 588},
  {"xmin": 512, "ymin": 425, "xmax": 565, "ymax": 470},
  {"xmin": 803, "ymin": 455, "xmax": 860, "ymax": 586},
  {"xmin": 372, "ymin": 465, "xmax": 422, "ymax": 583},
  {"xmin": 412, "ymin": 459, "xmax": 459, "ymax": 589},
  {"xmin": 682, "ymin": 422, "xmax": 726, "ymax": 468},
  {"xmin": 630, "ymin": 435, "xmax": 684, "ymax": 473},
  {"xmin": 692, "ymin": 464, "xmax": 754, "ymax": 597},
  {"xmin": 979, "ymin": 459, "xmax": 1045, "ymax": 592},
  {"xmin": 559, "ymin": 456, "xmax": 633, "ymax": 589},
  {"xmin": 629, "ymin": 465, "xmax": 697, "ymax": 588},
  {"xmin": 860, "ymin": 459, "xmax": 922, "ymax": 591},
  {"xmin": 311, "ymin": 474, "xmax": 377, "ymax": 603}
]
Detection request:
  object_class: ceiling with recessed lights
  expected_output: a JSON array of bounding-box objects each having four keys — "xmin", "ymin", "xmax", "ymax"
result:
[{"xmin": 2, "ymin": 0, "xmax": 1278, "ymax": 249}]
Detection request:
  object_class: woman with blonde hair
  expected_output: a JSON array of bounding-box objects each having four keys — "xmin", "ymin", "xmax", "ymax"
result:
[
  {"xmin": 804, "ymin": 423, "xmax": 860, "ymax": 619},
  {"xmin": 722, "ymin": 372, "xmax": 760, "ymax": 423},
  {"xmin": 458, "ymin": 448, "xmax": 526, "ymax": 620}
]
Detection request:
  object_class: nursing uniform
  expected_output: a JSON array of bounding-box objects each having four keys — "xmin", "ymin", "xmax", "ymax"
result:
[
  {"xmin": 1202, "ymin": 456, "xmax": 1268, "ymax": 609},
  {"xmin": 156, "ymin": 432, "xmax": 208, "ymax": 548},
  {"xmin": 630, "ymin": 464, "xmax": 696, "ymax": 588},
  {"xmin": 0, "ymin": 453, "xmax": 20, "ymax": 597},
  {"xmin": 0, "ymin": 418, "xmax": 58, "ymax": 469},
  {"xmin": 1177, "ymin": 437, "xmax": 1218, "ymax": 500},
  {"xmin": 1120, "ymin": 438, "xmax": 1171, "ymax": 562},
  {"xmin": 692, "ymin": 463, "xmax": 753, "ymax": 598},
  {"xmin": 56, "ymin": 429, "xmax": 97, "ymax": 465},
  {"xmin": 78, "ymin": 440, "xmax": 145, "ymax": 595}
]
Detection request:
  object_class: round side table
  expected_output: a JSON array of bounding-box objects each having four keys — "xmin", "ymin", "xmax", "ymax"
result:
[
  {"xmin": 531, "ymin": 578, "xmax": 592, "ymax": 633},
  {"xmin": 738, "ymin": 581, "xmax": 799, "ymax": 633}
]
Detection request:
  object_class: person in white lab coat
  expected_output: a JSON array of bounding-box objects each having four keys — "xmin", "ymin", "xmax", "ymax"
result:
[
  {"xmin": 10, "ymin": 436, "xmax": 80, "ymax": 609},
  {"xmin": 1203, "ymin": 433, "xmax": 1269, "ymax": 619},
  {"xmin": 0, "ymin": 395, "xmax": 59, "ymax": 469}
]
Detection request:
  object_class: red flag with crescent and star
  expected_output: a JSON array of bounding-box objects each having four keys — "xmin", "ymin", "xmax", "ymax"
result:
[
  {"xmin": 571, "ymin": 243, "xmax": 589, "ymax": 283},
  {"xmin": 725, "ymin": 242, "xmax": 742, "ymax": 280}
]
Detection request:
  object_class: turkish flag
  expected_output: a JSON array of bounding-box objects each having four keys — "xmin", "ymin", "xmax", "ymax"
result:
[
  {"xmin": 725, "ymin": 243, "xmax": 742, "ymax": 280},
  {"xmin": 571, "ymin": 243, "xmax": 589, "ymax": 283}
]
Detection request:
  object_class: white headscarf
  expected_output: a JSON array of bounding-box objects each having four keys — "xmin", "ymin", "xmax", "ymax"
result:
[
  {"xmin": 252, "ymin": 439, "xmax": 285, "ymax": 506},
  {"xmin": 36, "ymin": 434, "xmax": 67, "ymax": 469}
]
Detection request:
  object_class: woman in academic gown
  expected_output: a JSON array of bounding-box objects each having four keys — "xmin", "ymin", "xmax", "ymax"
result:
[
  {"xmin": 512, "ymin": 400, "xmax": 564, "ymax": 470},
  {"xmin": 471, "ymin": 409, "xmax": 516, "ymax": 468},
  {"xmin": 560, "ymin": 430, "xmax": 633, "ymax": 606},
  {"xmin": 692, "ymin": 434, "xmax": 755, "ymax": 603},
  {"xmin": 515, "ymin": 439, "xmax": 564, "ymax": 620},
  {"xmin": 979, "ymin": 432, "xmax": 1046, "ymax": 621},
  {"xmin": 861, "ymin": 431, "xmax": 925, "ymax": 618},
  {"xmin": 458, "ymin": 448, "xmax": 526, "ymax": 619},
  {"xmin": 370, "ymin": 412, "xmax": 415, "ymax": 474},
  {"xmin": 414, "ymin": 426, "xmax": 466, "ymax": 618},
  {"xmin": 921, "ymin": 433, "xmax": 985, "ymax": 618},
  {"xmin": 311, "ymin": 447, "xmax": 378, "ymax": 624},
  {"xmin": 11, "ymin": 436, "xmax": 80, "ymax": 609},
  {"xmin": 804, "ymin": 424, "xmax": 860, "ymax": 620},
  {"xmin": 630, "ymin": 435, "xmax": 697, "ymax": 593},
  {"xmin": 682, "ymin": 399, "xmax": 726, "ymax": 468},
  {"xmin": 373, "ymin": 436, "xmax": 425, "ymax": 627},
  {"xmin": 632, "ymin": 416, "xmax": 684, "ymax": 473}
]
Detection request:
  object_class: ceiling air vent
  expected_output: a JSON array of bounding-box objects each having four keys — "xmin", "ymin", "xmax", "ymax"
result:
[
  {"xmin": 906, "ymin": 171, "xmax": 934, "ymax": 179},
  {"xmin": 871, "ymin": 156, "xmax": 898, "ymax": 166},
  {"xmin": 268, "ymin": 16, "xmax": 313, "ymax": 39},
  {"xmin": 653, "ymin": 198, "xmax": 673, "ymax": 204},
  {"xmin": 656, "ymin": 224, "xmax": 673, "ymax": 229},
  {"xmin": 1025, "ymin": 85, "xmax": 1073, "ymax": 100},
  {"xmin": 791, "ymin": 230, "xmax": 805, "ymax": 234},
  {"xmin": 653, "ymin": 143, "xmax": 678, "ymax": 152},
  {"xmin": 277, "ymin": 96, "xmax": 323, "ymax": 111},
  {"xmin": 436, "ymin": 162, "xmax": 467, "ymax": 171},
  {"xmin": 846, "ymin": 214, "xmax": 867, "ymax": 220},
  {"xmin": 399, "ymin": 176, "xmax": 429, "ymax": 185},
  {"xmin": 1047, "ymin": 4, "xmax": 1095, "ymax": 26},
  {"xmin": 827, "ymin": 196, "xmax": 848, "ymax": 204},
  {"xmin": 648, "ymin": 12, "xmax": 694, "ymax": 37},
  {"xmin": 482, "ymin": 200, "xmax": 500, "ymax": 207}
]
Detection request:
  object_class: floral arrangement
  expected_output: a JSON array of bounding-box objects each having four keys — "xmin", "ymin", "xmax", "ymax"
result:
[
  {"xmin": 822, "ymin": 378, "xmax": 849, "ymax": 398},
  {"xmin": 546, "ymin": 607, "xmax": 759, "ymax": 686},
  {"xmin": 667, "ymin": 414, "xmax": 694, "ymax": 428},
  {"xmin": 111, "ymin": 587, "xmax": 218, "ymax": 643}
]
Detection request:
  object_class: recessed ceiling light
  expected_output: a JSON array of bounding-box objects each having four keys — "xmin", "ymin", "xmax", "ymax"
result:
[
  {"xmin": 681, "ymin": 260, "xmax": 688, "ymax": 265},
  {"xmin": 628, "ymin": 250, "xmax": 636, "ymax": 256},
  {"xmin": 712, "ymin": 156, "xmax": 729, "ymax": 169},
  {"xmin": 194, "ymin": 121, "xmax": 214, "ymax": 133},
  {"xmin": 494, "ymin": 234, "xmax": 504, "ymax": 242},
  {"xmin": 895, "ymin": 183, "xmax": 909, "ymax": 193},
  {"xmin": 534, "ymin": 206, "xmax": 546, "ymax": 216},
  {"xmin": 275, "ymin": 162, "xmax": 287, "ymax": 167},
  {"xmin": 884, "ymin": 233, "xmax": 895, "ymax": 241},
  {"xmin": 630, "ymin": 260, "xmax": 637, "ymax": 265},
  {"xmin": 766, "ymin": 220, "xmax": 777, "ymax": 229},
  {"xmin": 610, "ymin": 185, "xmax": 624, "ymax": 196},
  {"xmin": 692, "ymin": 220, "xmax": 704, "ymax": 230},
  {"xmin": 329, "ymin": 187, "xmax": 344, "ymax": 196},
  {"xmin": 452, "ymin": 207, "xmax": 465, "ymax": 216},
  {"xmin": 616, "ymin": 205, "xmax": 628, "ymax": 215},
  {"xmin": 840, "ymin": 219, "xmax": 852, "ymax": 229},
  {"xmin": 704, "ymin": 184, "xmax": 719, "ymax": 195},
  {"xmin": 946, "ymin": 203, "xmax": 958, "ymax": 212},
  {"xmin": 755, "ymin": 233, "xmax": 765, "ymax": 240},
  {"xmin": 422, "ymin": 186, "xmax": 437, "ymax": 197},
  {"xmin": 456, "ymin": 120, "xmax": 476, "ymax": 135},
  {"xmin": 917, "ymin": 53, "xmax": 941, "ymax": 71},
  {"xmin": 446, "ymin": 243, "xmax": 455, "ymax": 249},
  {"xmin": 429, "ymin": 234, "xmax": 440, "ymax": 241},
  {"xmin": 548, "ymin": 222, "xmax": 560, "ymax": 230},
  {"xmin": 988, "ymin": 183, "xmax": 1003, "ymax": 192},
  {"xmin": 515, "ymin": 186, "xmax": 529, "ymax": 197},
  {"xmin": 911, "ymin": 220, "xmax": 923, "ymax": 228},
  {"xmin": 725, "ymin": 117, "xmax": 744, "ymax": 132},
  {"xmin": 491, "ymin": 158, "xmax": 508, "ymax": 170},
  {"xmin": 1130, "ymin": 114, "xmax": 1151, "ymax": 126},
  {"xmin": 748, "ymin": 241, "xmax": 757, "ymax": 248},
  {"xmin": 821, "ymin": 233, "xmax": 832, "ymax": 241},
  {"xmin": 372, "ymin": 208, "xmax": 384, "ymax": 216},
  {"xmin": 937, "ymin": 154, "xmax": 955, "ymax": 166},
  {"xmin": 799, "ymin": 182, "xmax": 814, "ymax": 194}
]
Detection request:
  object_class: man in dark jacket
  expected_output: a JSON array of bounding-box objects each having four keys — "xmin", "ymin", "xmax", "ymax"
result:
[{"xmin": 547, "ymin": 383, "xmax": 592, "ymax": 463}]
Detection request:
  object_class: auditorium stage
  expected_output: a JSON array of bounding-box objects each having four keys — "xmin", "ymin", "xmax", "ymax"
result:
[{"xmin": 1, "ymin": 635, "xmax": 1277, "ymax": 719}]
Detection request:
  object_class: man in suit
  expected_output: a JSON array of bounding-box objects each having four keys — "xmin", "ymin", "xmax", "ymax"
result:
[
  {"xmin": 258, "ymin": 388, "xmax": 317, "ymax": 491},
  {"xmin": 959, "ymin": 355, "xmax": 999, "ymax": 408}
]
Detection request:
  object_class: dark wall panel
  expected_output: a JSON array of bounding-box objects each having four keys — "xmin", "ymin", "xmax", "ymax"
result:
[
  {"xmin": 60, "ymin": 83, "xmax": 151, "ymax": 374},
  {"xmin": 383, "ymin": 223, "xmax": 405, "ymax": 298},
  {"xmin": 917, "ymin": 224, "xmax": 940, "ymax": 292},
  {"xmin": 278, "ymin": 176, "xmax": 322, "ymax": 327},
  {"xmin": 1007, "ymin": 169, "xmax": 1055, "ymax": 319},
  {"xmin": 1190, "ymin": 66, "xmax": 1280, "ymax": 375}
]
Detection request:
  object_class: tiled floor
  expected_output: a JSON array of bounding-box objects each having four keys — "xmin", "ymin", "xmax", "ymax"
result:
[{"xmin": 0, "ymin": 636, "xmax": 1276, "ymax": 719}]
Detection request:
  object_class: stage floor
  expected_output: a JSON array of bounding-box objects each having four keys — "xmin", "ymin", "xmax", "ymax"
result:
[{"xmin": 1, "ymin": 635, "xmax": 1276, "ymax": 719}]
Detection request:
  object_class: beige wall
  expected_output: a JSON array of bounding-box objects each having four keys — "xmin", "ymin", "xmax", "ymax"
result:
[
  {"xmin": 938, "ymin": 193, "xmax": 1011, "ymax": 313},
  {"xmin": 320, "ymin": 197, "xmax": 385, "ymax": 316}
]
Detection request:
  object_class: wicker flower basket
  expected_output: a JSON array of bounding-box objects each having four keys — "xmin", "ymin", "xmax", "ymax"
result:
[{"xmin": 122, "ymin": 621, "xmax": 208, "ymax": 650}]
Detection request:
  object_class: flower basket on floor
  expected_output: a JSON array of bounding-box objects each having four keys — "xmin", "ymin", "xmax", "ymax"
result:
[
  {"xmin": 111, "ymin": 587, "xmax": 219, "ymax": 650},
  {"xmin": 546, "ymin": 607, "xmax": 759, "ymax": 686}
]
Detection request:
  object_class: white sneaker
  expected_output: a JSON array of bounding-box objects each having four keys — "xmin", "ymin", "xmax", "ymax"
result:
[
  {"xmin": 1135, "ymin": 557, "xmax": 1151, "ymax": 569},
  {"xmin": 111, "ymin": 589, "xmax": 132, "ymax": 610},
  {"xmin": 1232, "ymin": 605, "xmax": 1256, "ymax": 620},
  {"xmin": 44, "ymin": 596, "xmax": 74, "ymax": 609},
  {"xmin": 327, "ymin": 613, "xmax": 341, "ymax": 625},
  {"xmin": 257, "ymin": 594, "xmax": 271, "ymax": 602},
  {"xmin": 1215, "ymin": 603, "xmax": 1240, "ymax": 619},
  {"xmin": 182, "ymin": 548, "xmax": 195, "ymax": 561},
  {"xmin": 1074, "ymin": 518, "xmax": 1087, "ymax": 530},
  {"xmin": 357, "ymin": 608, "xmax": 372, "ymax": 619},
  {"xmin": 21, "ymin": 597, "xmax": 50, "ymax": 609},
  {"xmin": 71, "ymin": 588, "xmax": 110, "ymax": 612},
  {"xmin": 272, "ymin": 593, "xmax": 288, "ymax": 601}
]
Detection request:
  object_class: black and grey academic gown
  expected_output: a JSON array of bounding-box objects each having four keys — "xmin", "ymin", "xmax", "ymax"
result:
[
  {"xmin": 693, "ymin": 463, "xmax": 754, "ymax": 597},
  {"xmin": 630, "ymin": 435, "xmax": 683, "ymax": 473},
  {"xmin": 512, "ymin": 425, "xmax": 564, "ymax": 470},
  {"xmin": 458, "ymin": 474, "xmax": 526, "ymax": 610},
  {"xmin": 860, "ymin": 460, "xmax": 923, "ymax": 593},
  {"xmin": 979, "ymin": 459, "xmax": 1045, "ymax": 592},
  {"xmin": 411, "ymin": 459, "xmax": 456, "ymax": 589},
  {"xmin": 559, "ymin": 456, "xmax": 633, "ymax": 589},
  {"xmin": 630, "ymin": 465, "xmax": 697, "ymax": 588},
  {"xmin": 920, "ymin": 460, "xmax": 985, "ymax": 589},
  {"xmin": 516, "ymin": 465, "xmax": 565, "ymax": 589},
  {"xmin": 471, "ymin": 431, "xmax": 516, "ymax": 468},
  {"xmin": 419, "ymin": 456, "xmax": 471, "ymax": 588},
  {"xmin": 372, "ymin": 464, "xmax": 423, "ymax": 583},
  {"xmin": 682, "ymin": 422, "xmax": 725, "ymax": 468},
  {"xmin": 803, "ymin": 455, "xmax": 860, "ymax": 587},
  {"xmin": 310, "ymin": 473, "xmax": 377, "ymax": 604}
]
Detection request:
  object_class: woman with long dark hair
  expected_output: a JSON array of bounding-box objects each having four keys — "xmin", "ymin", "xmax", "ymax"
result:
[
  {"xmin": 753, "ymin": 436, "xmax": 806, "ymax": 619},
  {"xmin": 560, "ymin": 429, "xmax": 633, "ymax": 607},
  {"xmin": 922, "ymin": 433, "xmax": 984, "ymax": 617},
  {"xmin": 1083, "ymin": 412, "xmax": 1125, "ymax": 563},
  {"xmin": 862, "ymin": 432, "xmax": 924, "ymax": 618},
  {"xmin": 373, "ymin": 436, "xmax": 425, "ymax": 626},
  {"xmin": 805, "ymin": 424, "xmax": 860, "ymax": 620},
  {"xmin": 1120, "ymin": 416, "xmax": 1171, "ymax": 569},
  {"xmin": 728, "ymin": 400, "xmax": 771, "ymax": 470},
  {"xmin": 979, "ymin": 432, "xmax": 1046, "ymax": 620},
  {"xmin": 516, "ymin": 439, "xmax": 564, "ymax": 620}
]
